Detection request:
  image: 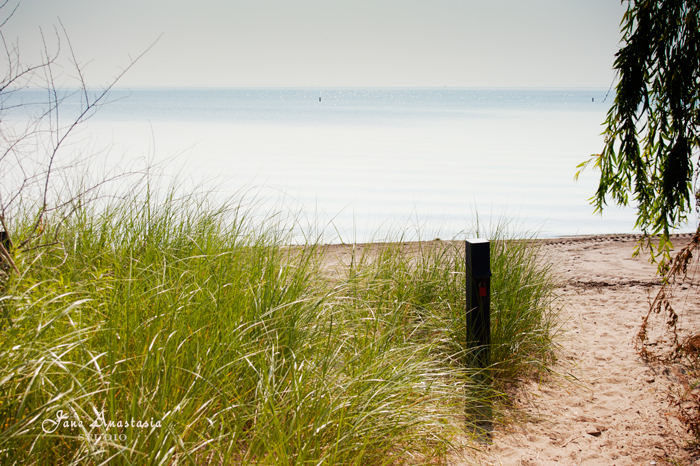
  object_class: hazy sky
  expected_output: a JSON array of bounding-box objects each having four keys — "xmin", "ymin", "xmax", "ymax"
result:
[{"xmin": 4, "ymin": 0, "xmax": 627, "ymax": 88}]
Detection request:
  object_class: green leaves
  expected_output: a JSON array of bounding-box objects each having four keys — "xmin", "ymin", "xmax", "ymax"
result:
[{"xmin": 583, "ymin": 0, "xmax": 700, "ymax": 265}]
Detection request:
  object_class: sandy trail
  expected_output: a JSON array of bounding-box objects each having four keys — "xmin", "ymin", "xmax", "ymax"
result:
[
  {"xmin": 321, "ymin": 235, "xmax": 700, "ymax": 464},
  {"xmin": 467, "ymin": 234, "xmax": 700, "ymax": 466}
]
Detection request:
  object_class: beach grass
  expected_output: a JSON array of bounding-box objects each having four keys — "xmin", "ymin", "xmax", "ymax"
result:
[{"xmin": 0, "ymin": 182, "xmax": 559, "ymax": 465}]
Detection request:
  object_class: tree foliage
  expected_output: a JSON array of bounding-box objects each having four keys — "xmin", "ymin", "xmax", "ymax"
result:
[{"xmin": 578, "ymin": 0, "xmax": 700, "ymax": 261}]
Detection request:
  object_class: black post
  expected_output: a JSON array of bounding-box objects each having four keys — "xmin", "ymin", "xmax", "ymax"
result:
[
  {"xmin": 466, "ymin": 239, "xmax": 491, "ymax": 368},
  {"xmin": 465, "ymin": 238, "xmax": 492, "ymax": 438},
  {"xmin": 0, "ymin": 231, "xmax": 11, "ymax": 251}
]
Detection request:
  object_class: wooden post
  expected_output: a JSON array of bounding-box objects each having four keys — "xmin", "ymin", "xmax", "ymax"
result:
[
  {"xmin": 465, "ymin": 238, "xmax": 492, "ymax": 438},
  {"xmin": 466, "ymin": 239, "xmax": 491, "ymax": 368},
  {"xmin": 0, "ymin": 231, "xmax": 10, "ymax": 251}
]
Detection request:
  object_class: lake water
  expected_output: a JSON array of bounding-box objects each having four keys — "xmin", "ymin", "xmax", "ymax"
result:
[{"xmin": 6, "ymin": 88, "xmax": 676, "ymax": 242}]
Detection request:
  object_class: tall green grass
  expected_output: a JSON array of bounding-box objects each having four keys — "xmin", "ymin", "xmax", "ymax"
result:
[{"xmin": 0, "ymin": 186, "xmax": 558, "ymax": 465}]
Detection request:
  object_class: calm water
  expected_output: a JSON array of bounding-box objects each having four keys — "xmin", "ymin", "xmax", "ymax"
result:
[{"xmin": 7, "ymin": 88, "xmax": 674, "ymax": 241}]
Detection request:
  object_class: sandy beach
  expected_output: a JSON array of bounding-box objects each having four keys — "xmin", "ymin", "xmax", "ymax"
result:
[{"xmin": 461, "ymin": 233, "xmax": 700, "ymax": 465}]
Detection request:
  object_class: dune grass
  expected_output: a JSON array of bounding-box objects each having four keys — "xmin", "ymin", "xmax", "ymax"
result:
[{"xmin": 0, "ymin": 185, "xmax": 559, "ymax": 465}]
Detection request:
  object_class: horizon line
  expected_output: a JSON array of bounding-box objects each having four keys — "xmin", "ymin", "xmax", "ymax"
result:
[{"xmin": 20, "ymin": 85, "xmax": 613, "ymax": 91}]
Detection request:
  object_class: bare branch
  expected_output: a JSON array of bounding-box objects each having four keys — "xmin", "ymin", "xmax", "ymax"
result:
[
  {"xmin": 0, "ymin": 1, "xmax": 18, "ymax": 31},
  {"xmin": 0, "ymin": 239, "xmax": 18, "ymax": 274},
  {"xmin": 0, "ymin": 9, "xmax": 159, "ymax": 266}
]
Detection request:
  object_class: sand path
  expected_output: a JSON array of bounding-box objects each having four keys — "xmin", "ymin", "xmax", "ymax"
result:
[{"xmin": 469, "ymin": 234, "xmax": 699, "ymax": 465}]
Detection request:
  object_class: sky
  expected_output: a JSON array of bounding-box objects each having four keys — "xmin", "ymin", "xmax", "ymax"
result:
[{"xmin": 3, "ymin": 0, "xmax": 627, "ymax": 88}]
